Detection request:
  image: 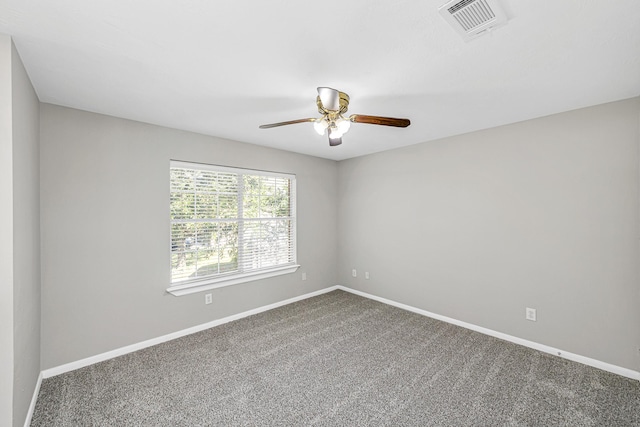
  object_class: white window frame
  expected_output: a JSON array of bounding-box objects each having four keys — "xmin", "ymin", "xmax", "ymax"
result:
[{"xmin": 168, "ymin": 160, "xmax": 299, "ymax": 296}]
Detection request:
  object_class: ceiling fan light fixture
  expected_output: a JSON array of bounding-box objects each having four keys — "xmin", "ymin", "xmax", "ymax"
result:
[
  {"xmin": 314, "ymin": 116, "xmax": 350, "ymax": 137},
  {"xmin": 328, "ymin": 117, "xmax": 351, "ymax": 137}
]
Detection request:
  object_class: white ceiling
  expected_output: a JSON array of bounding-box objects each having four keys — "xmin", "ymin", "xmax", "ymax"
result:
[{"xmin": 1, "ymin": 1, "xmax": 639, "ymax": 161}]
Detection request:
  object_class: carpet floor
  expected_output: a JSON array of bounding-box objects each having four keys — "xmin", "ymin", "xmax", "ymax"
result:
[{"xmin": 32, "ymin": 290, "xmax": 640, "ymax": 426}]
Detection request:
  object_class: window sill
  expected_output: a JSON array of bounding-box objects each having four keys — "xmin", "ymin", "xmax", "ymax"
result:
[{"xmin": 166, "ymin": 264, "xmax": 300, "ymax": 296}]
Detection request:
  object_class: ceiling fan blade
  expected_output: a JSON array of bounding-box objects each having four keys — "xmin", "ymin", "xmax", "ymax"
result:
[
  {"xmin": 259, "ymin": 118, "xmax": 316, "ymax": 129},
  {"xmin": 317, "ymin": 87, "xmax": 340, "ymax": 111},
  {"xmin": 349, "ymin": 115, "xmax": 411, "ymax": 128}
]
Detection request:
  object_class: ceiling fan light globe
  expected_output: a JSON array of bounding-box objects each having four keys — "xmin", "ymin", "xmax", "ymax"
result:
[
  {"xmin": 314, "ymin": 118, "xmax": 328, "ymax": 135},
  {"xmin": 337, "ymin": 118, "xmax": 351, "ymax": 134},
  {"xmin": 328, "ymin": 127, "xmax": 344, "ymax": 139}
]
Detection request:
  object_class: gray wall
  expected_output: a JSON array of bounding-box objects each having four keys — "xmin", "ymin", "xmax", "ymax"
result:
[
  {"xmin": 338, "ymin": 97, "xmax": 640, "ymax": 371},
  {"xmin": 11, "ymin": 40, "xmax": 41, "ymax": 427},
  {"xmin": 40, "ymin": 104, "xmax": 338, "ymax": 369},
  {"xmin": 0, "ymin": 34, "xmax": 41, "ymax": 427}
]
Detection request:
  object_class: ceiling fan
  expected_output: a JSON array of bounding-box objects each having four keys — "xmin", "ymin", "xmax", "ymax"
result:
[{"xmin": 259, "ymin": 87, "xmax": 411, "ymax": 146}]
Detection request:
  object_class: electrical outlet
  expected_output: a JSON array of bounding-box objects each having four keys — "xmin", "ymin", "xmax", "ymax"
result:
[
  {"xmin": 365, "ymin": 272, "xmax": 370, "ymax": 280},
  {"xmin": 302, "ymin": 272, "xmax": 307, "ymax": 281},
  {"xmin": 205, "ymin": 293, "xmax": 212, "ymax": 305},
  {"xmin": 352, "ymin": 269, "xmax": 357, "ymax": 277},
  {"xmin": 525, "ymin": 307, "xmax": 536, "ymax": 321}
]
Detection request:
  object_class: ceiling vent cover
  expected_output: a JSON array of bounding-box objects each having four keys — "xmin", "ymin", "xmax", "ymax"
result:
[{"xmin": 439, "ymin": 0, "xmax": 507, "ymax": 41}]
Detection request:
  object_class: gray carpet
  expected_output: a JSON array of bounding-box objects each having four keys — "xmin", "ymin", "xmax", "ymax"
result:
[{"xmin": 32, "ymin": 290, "xmax": 640, "ymax": 426}]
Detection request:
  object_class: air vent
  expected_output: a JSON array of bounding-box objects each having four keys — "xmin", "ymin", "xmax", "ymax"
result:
[{"xmin": 438, "ymin": 0, "xmax": 507, "ymax": 41}]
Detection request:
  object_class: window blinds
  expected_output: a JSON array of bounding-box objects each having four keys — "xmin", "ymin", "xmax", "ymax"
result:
[{"xmin": 170, "ymin": 161, "xmax": 296, "ymax": 287}]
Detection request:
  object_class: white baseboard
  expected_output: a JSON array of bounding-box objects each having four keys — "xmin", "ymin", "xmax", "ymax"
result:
[
  {"xmin": 336, "ymin": 286, "xmax": 640, "ymax": 381},
  {"xmin": 42, "ymin": 286, "xmax": 339, "ymax": 379},
  {"xmin": 24, "ymin": 371, "xmax": 43, "ymax": 427},
  {"xmin": 40, "ymin": 284, "xmax": 639, "ymax": 382}
]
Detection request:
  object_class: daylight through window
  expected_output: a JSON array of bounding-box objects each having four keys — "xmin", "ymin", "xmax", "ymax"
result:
[{"xmin": 168, "ymin": 161, "xmax": 297, "ymax": 295}]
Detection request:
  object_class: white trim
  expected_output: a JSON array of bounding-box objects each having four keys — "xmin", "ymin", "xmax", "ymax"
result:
[
  {"xmin": 167, "ymin": 265, "xmax": 300, "ymax": 296},
  {"xmin": 42, "ymin": 286, "xmax": 339, "ymax": 379},
  {"xmin": 336, "ymin": 286, "xmax": 640, "ymax": 381},
  {"xmin": 23, "ymin": 371, "xmax": 42, "ymax": 427}
]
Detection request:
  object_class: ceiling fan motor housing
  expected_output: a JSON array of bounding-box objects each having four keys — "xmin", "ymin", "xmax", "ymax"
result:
[{"xmin": 317, "ymin": 91, "xmax": 350, "ymax": 115}]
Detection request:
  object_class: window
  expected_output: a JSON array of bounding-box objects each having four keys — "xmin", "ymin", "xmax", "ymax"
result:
[{"xmin": 168, "ymin": 161, "xmax": 298, "ymax": 296}]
